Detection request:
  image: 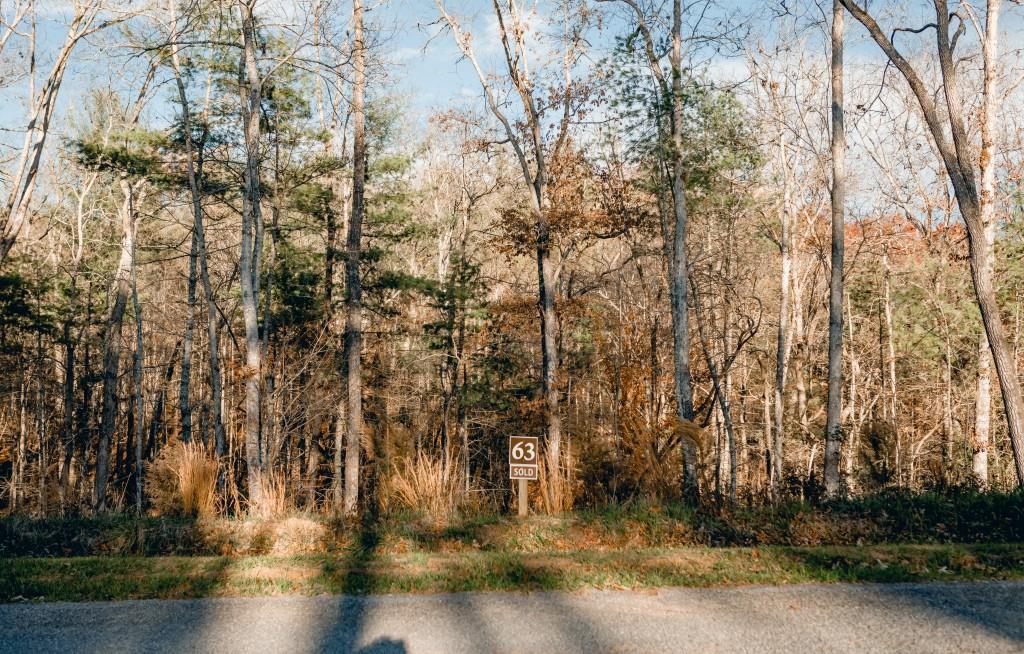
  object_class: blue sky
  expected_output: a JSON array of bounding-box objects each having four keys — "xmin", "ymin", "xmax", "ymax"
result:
[
  {"xmin": 2, "ymin": 1, "xmax": 1022, "ymax": 164},
  {"xmin": 1, "ymin": 0, "xmax": 754, "ymax": 141}
]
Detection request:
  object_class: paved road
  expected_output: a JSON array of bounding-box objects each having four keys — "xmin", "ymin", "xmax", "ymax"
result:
[{"xmin": 2, "ymin": 581, "xmax": 1022, "ymax": 653}]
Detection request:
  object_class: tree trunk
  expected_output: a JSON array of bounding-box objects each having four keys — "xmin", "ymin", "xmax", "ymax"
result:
[
  {"xmin": 824, "ymin": 0, "xmax": 846, "ymax": 497},
  {"xmin": 262, "ymin": 136, "xmax": 285, "ymax": 468},
  {"xmin": 341, "ymin": 0, "xmax": 366, "ymax": 515},
  {"xmin": 537, "ymin": 202, "xmax": 563, "ymax": 493},
  {"xmin": 0, "ymin": 5, "xmax": 97, "ymax": 263},
  {"xmin": 943, "ymin": 335, "xmax": 955, "ymax": 477},
  {"xmin": 975, "ymin": 320, "xmax": 993, "ymax": 485},
  {"xmin": 75, "ymin": 325, "xmax": 94, "ymax": 503},
  {"xmin": 94, "ymin": 180, "xmax": 137, "ymax": 512},
  {"xmin": 723, "ymin": 307, "xmax": 736, "ymax": 501},
  {"xmin": 973, "ymin": 0, "xmax": 1001, "ymax": 486},
  {"xmin": 762, "ymin": 368, "xmax": 772, "ymax": 493},
  {"xmin": 691, "ymin": 278, "xmax": 736, "ymax": 502},
  {"xmin": 590, "ymin": 0, "xmax": 695, "ymax": 498},
  {"xmin": 13, "ymin": 374, "xmax": 26, "ymax": 511},
  {"xmin": 166, "ymin": 0, "xmax": 223, "ymax": 458},
  {"xmin": 238, "ymin": 0, "xmax": 265, "ymax": 509},
  {"xmin": 179, "ymin": 230, "xmax": 198, "ymax": 443},
  {"xmin": 167, "ymin": 0, "xmax": 225, "ymax": 457},
  {"xmin": 844, "ymin": 296, "xmax": 859, "ymax": 482},
  {"xmin": 146, "ymin": 341, "xmax": 181, "ymax": 461},
  {"xmin": 882, "ymin": 247, "xmax": 899, "ymax": 482},
  {"xmin": 131, "ymin": 249, "xmax": 144, "ymax": 513},
  {"xmin": 59, "ymin": 334, "xmax": 75, "ymax": 506},
  {"xmin": 773, "ymin": 131, "xmax": 792, "ymax": 499},
  {"xmin": 36, "ymin": 342, "xmax": 48, "ymax": 516},
  {"xmin": 667, "ymin": 0, "xmax": 697, "ymax": 500}
]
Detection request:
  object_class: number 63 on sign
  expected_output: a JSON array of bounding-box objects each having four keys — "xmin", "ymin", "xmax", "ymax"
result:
[{"xmin": 509, "ymin": 435, "xmax": 538, "ymax": 480}]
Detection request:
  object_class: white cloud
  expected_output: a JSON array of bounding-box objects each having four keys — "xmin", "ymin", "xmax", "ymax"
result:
[{"xmin": 391, "ymin": 46, "xmax": 422, "ymax": 63}]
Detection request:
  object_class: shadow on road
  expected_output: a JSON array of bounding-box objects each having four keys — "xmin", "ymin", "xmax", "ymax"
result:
[
  {"xmin": 310, "ymin": 518, "xmax": 409, "ymax": 653},
  {"xmin": 774, "ymin": 547, "xmax": 1024, "ymax": 645}
]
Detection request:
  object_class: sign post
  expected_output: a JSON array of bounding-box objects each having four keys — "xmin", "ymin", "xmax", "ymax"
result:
[
  {"xmin": 518, "ymin": 478, "xmax": 528, "ymax": 518},
  {"xmin": 509, "ymin": 436, "xmax": 538, "ymax": 517}
]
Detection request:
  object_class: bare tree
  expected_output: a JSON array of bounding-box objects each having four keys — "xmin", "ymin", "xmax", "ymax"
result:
[
  {"xmin": 838, "ymin": 0, "xmax": 1024, "ymax": 484},
  {"xmin": 0, "ymin": 0, "xmax": 131, "ymax": 263},
  {"xmin": 95, "ymin": 177, "xmax": 143, "ymax": 511},
  {"xmin": 165, "ymin": 0, "xmax": 226, "ymax": 456},
  {"xmin": 773, "ymin": 124, "xmax": 793, "ymax": 499},
  {"xmin": 237, "ymin": 0, "xmax": 267, "ymax": 507},
  {"xmin": 131, "ymin": 233, "xmax": 144, "ymax": 513},
  {"xmin": 93, "ymin": 70, "xmax": 156, "ymax": 512},
  {"xmin": 969, "ymin": 0, "xmax": 1001, "ymax": 485},
  {"xmin": 596, "ymin": 0, "xmax": 700, "ymax": 498}
]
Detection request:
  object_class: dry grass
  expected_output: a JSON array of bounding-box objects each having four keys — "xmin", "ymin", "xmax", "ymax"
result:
[
  {"xmin": 197, "ymin": 516, "xmax": 335, "ymax": 556},
  {"xmin": 6, "ymin": 489, "xmax": 1023, "ymax": 559},
  {"xmin": 537, "ymin": 446, "xmax": 577, "ymax": 514},
  {"xmin": 249, "ymin": 472, "xmax": 291, "ymax": 520},
  {"xmin": 145, "ymin": 442, "xmax": 219, "ymax": 518},
  {"xmin": 383, "ymin": 451, "xmax": 464, "ymax": 525}
]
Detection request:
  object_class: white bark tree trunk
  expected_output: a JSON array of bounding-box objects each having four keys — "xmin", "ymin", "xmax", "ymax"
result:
[
  {"xmin": 773, "ymin": 130, "xmax": 792, "ymax": 499},
  {"xmin": 824, "ymin": 0, "xmax": 846, "ymax": 496},
  {"xmin": 238, "ymin": 0, "xmax": 266, "ymax": 509}
]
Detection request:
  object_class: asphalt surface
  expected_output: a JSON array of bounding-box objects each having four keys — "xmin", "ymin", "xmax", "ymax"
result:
[{"xmin": 1, "ymin": 581, "xmax": 1022, "ymax": 653}]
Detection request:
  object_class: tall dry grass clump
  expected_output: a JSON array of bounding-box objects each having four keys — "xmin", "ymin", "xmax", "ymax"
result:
[
  {"xmin": 249, "ymin": 472, "xmax": 290, "ymax": 519},
  {"xmin": 538, "ymin": 444, "xmax": 578, "ymax": 514},
  {"xmin": 146, "ymin": 442, "xmax": 219, "ymax": 517},
  {"xmin": 383, "ymin": 451, "xmax": 464, "ymax": 524}
]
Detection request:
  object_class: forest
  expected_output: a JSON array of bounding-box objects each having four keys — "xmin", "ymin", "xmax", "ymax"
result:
[{"xmin": 1, "ymin": 0, "xmax": 1023, "ymax": 524}]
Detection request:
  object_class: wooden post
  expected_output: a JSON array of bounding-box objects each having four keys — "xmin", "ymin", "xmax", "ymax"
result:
[{"xmin": 518, "ymin": 478, "xmax": 528, "ymax": 517}]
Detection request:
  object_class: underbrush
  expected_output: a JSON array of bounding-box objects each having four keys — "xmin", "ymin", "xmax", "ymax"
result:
[
  {"xmin": 2, "ymin": 487, "xmax": 1021, "ymax": 558},
  {"xmin": 0, "ymin": 514, "xmax": 345, "ymax": 557}
]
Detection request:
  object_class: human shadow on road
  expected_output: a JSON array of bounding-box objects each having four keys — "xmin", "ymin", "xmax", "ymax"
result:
[
  {"xmin": 434, "ymin": 555, "xmax": 617, "ymax": 654},
  {"xmin": 311, "ymin": 519, "xmax": 409, "ymax": 654}
]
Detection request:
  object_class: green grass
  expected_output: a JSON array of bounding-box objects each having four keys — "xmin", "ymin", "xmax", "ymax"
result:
[{"xmin": 4, "ymin": 543, "xmax": 1024, "ymax": 602}]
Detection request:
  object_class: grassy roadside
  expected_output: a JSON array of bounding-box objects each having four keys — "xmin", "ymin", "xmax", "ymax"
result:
[
  {"xmin": 4, "ymin": 489, "xmax": 1024, "ymax": 558},
  {"xmin": 3, "ymin": 543, "xmax": 1024, "ymax": 602}
]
